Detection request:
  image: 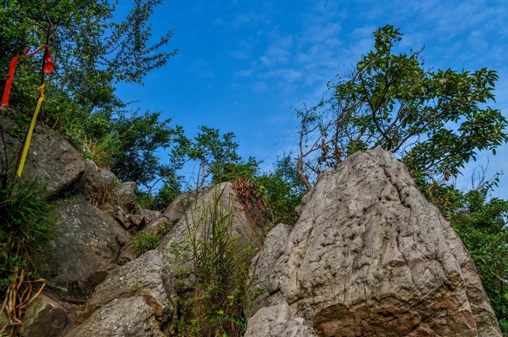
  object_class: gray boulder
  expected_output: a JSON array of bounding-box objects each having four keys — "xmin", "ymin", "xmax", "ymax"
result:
[
  {"xmin": 248, "ymin": 223, "xmax": 292, "ymax": 315},
  {"xmin": 63, "ymin": 296, "xmax": 165, "ymax": 337},
  {"xmin": 163, "ymin": 190, "xmax": 198, "ymax": 222},
  {"xmin": 0, "ymin": 116, "xmax": 85, "ymax": 195},
  {"xmin": 254, "ymin": 148, "xmax": 501, "ymax": 336},
  {"xmin": 86, "ymin": 249, "xmax": 176, "ymax": 324},
  {"xmin": 48, "ymin": 195, "xmax": 128, "ymax": 294}
]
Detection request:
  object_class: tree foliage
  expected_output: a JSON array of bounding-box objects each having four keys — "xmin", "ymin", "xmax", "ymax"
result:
[
  {"xmin": 1, "ymin": 0, "xmax": 179, "ymax": 189},
  {"xmin": 296, "ymin": 25, "xmax": 507, "ymax": 190}
]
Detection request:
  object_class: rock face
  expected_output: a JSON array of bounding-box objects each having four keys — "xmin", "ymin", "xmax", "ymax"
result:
[
  {"xmin": 20, "ymin": 294, "xmax": 72, "ymax": 337},
  {"xmin": 248, "ymin": 223, "xmax": 292, "ymax": 314},
  {"xmin": 251, "ymin": 148, "xmax": 501, "ymax": 337},
  {"xmin": 85, "ymin": 249, "xmax": 176, "ymax": 323}
]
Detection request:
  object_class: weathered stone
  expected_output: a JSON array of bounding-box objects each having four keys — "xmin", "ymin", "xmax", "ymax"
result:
[
  {"xmin": 245, "ymin": 303, "xmax": 315, "ymax": 337},
  {"xmin": 48, "ymin": 195, "xmax": 128, "ymax": 294},
  {"xmin": 0, "ymin": 116, "xmax": 85, "ymax": 195},
  {"xmin": 118, "ymin": 242, "xmax": 137, "ymax": 262},
  {"xmin": 261, "ymin": 148, "xmax": 501, "ymax": 336},
  {"xmin": 248, "ymin": 223, "xmax": 292, "ymax": 315},
  {"xmin": 86, "ymin": 250, "xmax": 176, "ymax": 323},
  {"xmin": 63, "ymin": 296, "xmax": 164, "ymax": 337},
  {"xmin": 20, "ymin": 295, "xmax": 69, "ymax": 337},
  {"xmin": 129, "ymin": 213, "xmax": 146, "ymax": 227},
  {"xmin": 142, "ymin": 216, "xmax": 171, "ymax": 234},
  {"xmin": 113, "ymin": 204, "xmax": 131, "ymax": 229}
]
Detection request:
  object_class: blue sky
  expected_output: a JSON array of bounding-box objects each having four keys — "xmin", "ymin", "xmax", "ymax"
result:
[{"xmin": 115, "ymin": 0, "xmax": 508, "ymax": 197}]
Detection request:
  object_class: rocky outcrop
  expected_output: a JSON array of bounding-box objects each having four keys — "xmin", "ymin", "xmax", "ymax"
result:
[
  {"xmin": 250, "ymin": 148, "xmax": 501, "ymax": 336},
  {"xmin": 0, "ymin": 116, "xmax": 85, "ymax": 195},
  {"xmin": 60, "ymin": 182, "xmax": 260, "ymax": 335},
  {"xmin": 5, "ymin": 122, "xmax": 500, "ymax": 337}
]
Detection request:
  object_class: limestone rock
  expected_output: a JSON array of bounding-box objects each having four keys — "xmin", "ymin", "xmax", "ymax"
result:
[
  {"xmin": 63, "ymin": 296, "xmax": 164, "ymax": 337},
  {"xmin": 248, "ymin": 223, "xmax": 292, "ymax": 314},
  {"xmin": 86, "ymin": 250, "xmax": 175, "ymax": 323},
  {"xmin": 141, "ymin": 208, "xmax": 162, "ymax": 223},
  {"xmin": 80, "ymin": 161, "xmax": 119, "ymax": 204},
  {"xmin": 48, "ymin": 195, "xmax": 128, "ymax": 294},
  {"xmin": 0, "ymin": 116, "xmax": 85, "ymax": 195},
  {"xmin": 261, "ymin": 148, "xmax": 501, "ymax": 337},
  {"xmin": 244, "ymin": 302, "xmax": 315, "ymax": 337}
]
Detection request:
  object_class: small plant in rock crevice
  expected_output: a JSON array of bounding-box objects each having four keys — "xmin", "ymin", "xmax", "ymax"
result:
[{"xmin": 130, "ymin": 221, "xmax": 172, "ymax": 256}]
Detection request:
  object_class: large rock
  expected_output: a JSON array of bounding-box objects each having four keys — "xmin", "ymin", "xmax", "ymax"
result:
[
  {"xmin": 48, "ymin": 195, "xmax": 128, "ymax": 294},
  {"xmin": 248, "ymin": 223, "xmax": 292, "ymax": 315},
  {"xmin": 254, "ymin": 148, "xmax": 501, "ymax": 336},
  {"xmin": 163, "ymin": 190, "xmax": 198, "ymax": 222},
  {"xmin": 63, "ymin": 296, "xmax": 165, "ymax": 337},
  {"xmin": 86, "ymin": 249, "xmax": 176, "ymax": 323},
  {"xmin": 80, "ymin": 160, "xmax": 119, "ymax": 204},
  {"xmin": 0, "ymin": 116, "xmax": 85, "ymax": 195}
]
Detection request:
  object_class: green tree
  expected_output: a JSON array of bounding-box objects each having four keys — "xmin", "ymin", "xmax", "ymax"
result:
[
  {"xmin": 185, "ymin": 126, "xmax": 243, "ymax": 189},
  {"xmin": 296, "ymin": 25, "xmax": 507, "ymax": 190}
]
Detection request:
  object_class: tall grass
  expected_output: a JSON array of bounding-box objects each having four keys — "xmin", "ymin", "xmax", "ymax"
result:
[
  {"xmin": 0, "ymin": 120, "xmax": 56, "ymax": 327},
  {"xmin": 171, "ymin": 186, "xmax": 257, "ymax": 337}
]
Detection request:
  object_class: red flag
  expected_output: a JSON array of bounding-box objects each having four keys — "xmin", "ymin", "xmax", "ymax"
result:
[{"xmin": 1, "ymin": 45, "xmax": 53, "ymax": 108}]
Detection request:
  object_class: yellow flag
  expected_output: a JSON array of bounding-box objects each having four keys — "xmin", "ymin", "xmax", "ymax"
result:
[{"xmin": 17, "ymin": 84, "xmax": 45, "ymax": 177}]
